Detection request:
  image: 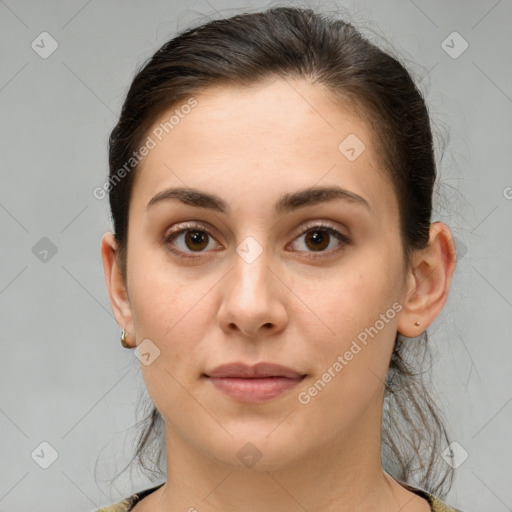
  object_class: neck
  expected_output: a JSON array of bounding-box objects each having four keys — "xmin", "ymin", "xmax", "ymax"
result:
[{"xmin": 146, "ymin": 415, "xmax": 425, "ymax": 512}]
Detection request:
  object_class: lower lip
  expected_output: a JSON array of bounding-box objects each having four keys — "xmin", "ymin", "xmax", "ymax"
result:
[{"xmin": 206, "ymin": 376, "xmax": 305, "ymax": 403}]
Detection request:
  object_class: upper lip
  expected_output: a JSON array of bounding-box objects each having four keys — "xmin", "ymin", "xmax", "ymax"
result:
[{"xmin": 205, "ymin": 362, "xmax": 305, "ymax": 379}]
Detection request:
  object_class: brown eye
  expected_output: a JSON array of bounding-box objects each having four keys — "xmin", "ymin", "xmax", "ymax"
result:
[
  {"xmin": 304, "ymin": 229, "xmax": 331, "ymax": 251},
  {"xmin": 183, "ymin": 230, "xmax": 209, "ymax": 251},
  {"xmin": 164, "ymin": 223, "xmax": 222, "ymax": 258},
  {"xmin": 290, "ymin": 223, "xmax": 350, "ymax": 258}
]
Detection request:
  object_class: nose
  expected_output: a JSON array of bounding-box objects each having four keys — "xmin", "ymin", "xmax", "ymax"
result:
[{"xmin": 217, "ymin": 247, "xmax": 288, "ymax": 338}]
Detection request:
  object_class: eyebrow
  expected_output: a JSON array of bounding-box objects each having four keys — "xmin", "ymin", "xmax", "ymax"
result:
[{"xmin": 146, "ymin": 185, "xmax": 371, "ymax": 215}]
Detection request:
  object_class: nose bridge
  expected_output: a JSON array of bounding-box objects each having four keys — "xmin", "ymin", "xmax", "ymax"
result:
[
  {"xmin": 231, "ymin": 234, "xmax": 272, "ymax": 301},
  {"xmin": 217, "ymin": 227, "xmax": 289, "ymax": 337}
]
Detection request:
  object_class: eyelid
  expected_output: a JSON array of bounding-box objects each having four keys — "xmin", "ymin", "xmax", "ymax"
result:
[
  {"xmin": 164, "ymin": 220, "xmax": 215, "ymax": 239},
  {"xmin": 291, "ymin": 220, "xmax": 347, "ymax": 239}
]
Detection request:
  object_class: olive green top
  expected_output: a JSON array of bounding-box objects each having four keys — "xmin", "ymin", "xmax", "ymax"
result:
[{"xmin": 94, "ymin": 481, "xmax": 463, "ymax": 511}]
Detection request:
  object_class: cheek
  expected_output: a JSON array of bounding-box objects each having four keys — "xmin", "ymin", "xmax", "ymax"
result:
[
  {"xmin": 297, "ymin": 250, "xmax": 401, "ymax": 384},
  {"xmin": 294, "ymin": 271, "xmax": 398, "ymax": 435},
  {"xmin": 127, "ymin": 244, "xmax": 199, "ymax": 338},
  {"xmin": 127, "ymin": 247, "xmax": 220, "ymax": 378},
  {"xmin": 297, "ymin": 265, "xmax": 392, "ymax": 341},
  {"xmin": 128, "ymin": 259, "xmax": 212, "ymax": 417}
]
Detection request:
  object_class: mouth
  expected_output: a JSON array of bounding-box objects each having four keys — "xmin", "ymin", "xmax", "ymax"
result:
[{"xmin": 203, "ymin": 362, "xmax": 307, "ymax": 403}]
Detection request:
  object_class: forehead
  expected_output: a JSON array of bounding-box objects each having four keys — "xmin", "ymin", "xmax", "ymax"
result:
[{"xmin": 131, "ymin": 78, "xmax": 397, "ymax": 222}]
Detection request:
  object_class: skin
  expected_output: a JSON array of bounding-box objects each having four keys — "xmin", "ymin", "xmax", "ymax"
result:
[{"xmin": 101, "ymin": 76, "xmax": 456, "ymax": 512}]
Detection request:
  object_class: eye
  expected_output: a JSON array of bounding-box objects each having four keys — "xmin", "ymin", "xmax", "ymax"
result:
[
  {"xmin": 163, "ymin": 221, "xmax": 350, "ymax": 260},
  {"xmin": 163, "ymin": 222, "xmax": 221, "ymax": 258},
  {"xmin": 288, "ymin": 222, "xmax": 350, "ymax": 258}
]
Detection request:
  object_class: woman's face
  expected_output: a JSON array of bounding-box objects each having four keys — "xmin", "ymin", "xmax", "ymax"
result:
[{"xmin": 115, "ymin": 77, "xmax": 411, "ymax": 469}]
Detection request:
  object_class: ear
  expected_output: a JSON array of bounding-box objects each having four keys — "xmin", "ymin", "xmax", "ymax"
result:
[
  {"xmin": 397, "ymin": 222, "xmax": 457, "ymax": 337},
  {"xmin": 100, "ymin": 232, "xmax": 136, "ymax": 347}
]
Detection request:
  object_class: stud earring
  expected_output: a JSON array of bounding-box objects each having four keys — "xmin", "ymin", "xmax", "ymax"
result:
[{"xmin": 414, "ymin": 321, "xmax": 421, "ymax": 327}]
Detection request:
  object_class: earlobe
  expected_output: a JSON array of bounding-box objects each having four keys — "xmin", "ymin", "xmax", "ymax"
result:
[
  {"xmin": 396, "ymin": 222, "xmax": 457, "ymax": 338},
  {"xmin": 100, "ymin": 232, "xmax": 135, "ymax": 344}
]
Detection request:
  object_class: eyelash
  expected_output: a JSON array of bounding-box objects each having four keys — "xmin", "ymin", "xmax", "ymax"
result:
[{"xmin": 163, "ymin": 221, "xmax": 350, "ymax": 260}]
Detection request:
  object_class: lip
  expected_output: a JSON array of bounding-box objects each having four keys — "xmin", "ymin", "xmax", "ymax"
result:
[
  {"xmin": 206, "ymin": 362, "xmax": 305, "ymax": 379},
  {"xmin": 204, "ymin": 362, "xmax": 306, "ymax": 403}
]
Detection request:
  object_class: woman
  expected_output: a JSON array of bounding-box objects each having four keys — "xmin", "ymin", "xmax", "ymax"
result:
[{"xmin": 97, "ymin": 6, "xmax": 462, "ymax": 512}]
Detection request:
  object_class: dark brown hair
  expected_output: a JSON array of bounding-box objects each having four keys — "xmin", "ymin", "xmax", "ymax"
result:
[{"xmin": 104, "ymin": 6, "xmax": 453, "ymax": 498}]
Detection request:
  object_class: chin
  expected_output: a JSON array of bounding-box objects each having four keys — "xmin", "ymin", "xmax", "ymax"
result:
[{"xmin": 201, "ymin": 428, "xmax": 310, "ymax": 472}]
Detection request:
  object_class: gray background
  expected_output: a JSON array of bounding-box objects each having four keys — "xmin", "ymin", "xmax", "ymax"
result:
[{"xmin": 1, "ymin": 0, "xmax": 511, "ymax": 510}]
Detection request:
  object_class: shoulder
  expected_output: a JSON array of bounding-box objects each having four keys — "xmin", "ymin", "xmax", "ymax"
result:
[
  {"xmin": 93, "ymin": 496, "xmax": 137, "ymax": 512},
  {"xmin": 400, "ymin": 481, "xmax": 464, "ymax": 512},
  {"xmin": 92, "ymin": 480, "xmax": 464, "ymax": 512},
  {"xmin": 429, "ymin": 494, "xmax": 464, "ymax": 512},
  {"xmin": 94, "ymin": 498, "xmax": 134, "ymax": 512},
  {"xmin": 92, "ymin": 483, "xmax": 165, "ymax": 512}
]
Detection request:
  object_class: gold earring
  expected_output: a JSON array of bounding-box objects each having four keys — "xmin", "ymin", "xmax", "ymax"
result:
[
  {"xmin": 120, "ymin": 328, "xmax": 130, "ymax": 348},
  {"xmin": 414, "ymin": 321, "xmax": 421, "ymax": 327}
]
